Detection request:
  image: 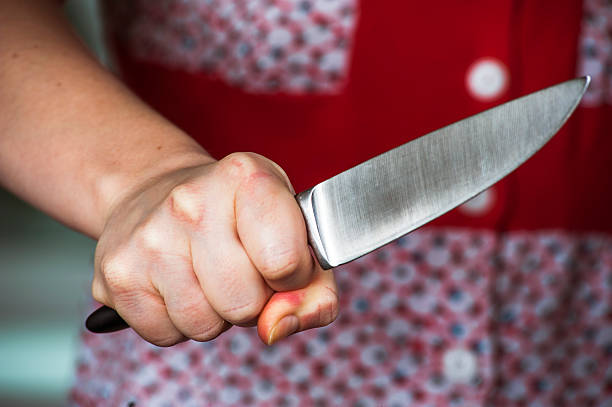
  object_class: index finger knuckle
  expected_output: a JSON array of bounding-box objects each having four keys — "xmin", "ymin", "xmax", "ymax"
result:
[{"xmin": 218, "ymin": 152, "xmax": 263, "ymax": 180}]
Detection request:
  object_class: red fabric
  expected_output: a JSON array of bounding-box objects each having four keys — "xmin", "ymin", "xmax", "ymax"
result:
[{"xmin": 108, "ymin": 0, "xmax": 612, "ymax": 233}]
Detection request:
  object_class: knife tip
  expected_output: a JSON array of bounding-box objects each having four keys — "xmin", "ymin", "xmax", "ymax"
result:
[{"xmin": 582, "ymin": 75, "xmax": 591, "ymax": 89}]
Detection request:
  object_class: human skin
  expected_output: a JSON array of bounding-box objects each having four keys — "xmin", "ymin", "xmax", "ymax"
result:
[{"xmin": 0, "ymin": 0, "xmax": 338, "ymax": 346}]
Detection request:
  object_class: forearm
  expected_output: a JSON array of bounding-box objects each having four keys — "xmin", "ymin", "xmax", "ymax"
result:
[{"xmin": 0, "ymin": 0, "xmax": 212, "ymax": 238}]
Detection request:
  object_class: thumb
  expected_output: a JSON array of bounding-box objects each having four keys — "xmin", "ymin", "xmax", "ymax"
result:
[{"xmin": 257, "ymin": 267, "xmax": 339, "ymax": 345}]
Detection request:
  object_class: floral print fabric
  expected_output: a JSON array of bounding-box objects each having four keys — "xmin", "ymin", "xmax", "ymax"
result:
[
  {"xmin": 104, "ymin": 0, "xmax": 358, "ymax": 94},
  {"xmin": 578, "ymin": 0, "xmax": 612, "ymax": 106},
  {"xmin": 70, "ymin": 228, "xmax": 612, "ymax": 406}
]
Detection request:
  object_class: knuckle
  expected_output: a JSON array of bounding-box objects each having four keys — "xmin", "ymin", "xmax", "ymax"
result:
[
  {"xmin": 99, "ymin": 254, "xmax": 133, "ymax": 294},
  {"xmin": 134, "ymin": 221, "xmax": 164, "ymax": 253},
  {"xmin": 167, "ymin": 183, "xmax": 204, "ymax": 226},
  {"xmin": 319, "ymin": 286, "xmax": 340, "ymax": 327},
  {"xmin": 219, "ymin": 152, "xmax": 265, "ymax": 180}
]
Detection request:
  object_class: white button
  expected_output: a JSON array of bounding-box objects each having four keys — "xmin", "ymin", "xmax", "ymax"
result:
[
  {"xmin": 459, "ymin": 187, "xmax": 495, "ymax": 216},
  {"xmin": 466, "ymin": 58, "xmax": 508, "ymax": 101},
  {"xmin": 442, "ymin": 348, "xmax": 478, "ymax": 384}
]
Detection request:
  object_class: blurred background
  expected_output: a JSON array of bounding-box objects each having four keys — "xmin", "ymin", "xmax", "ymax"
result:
[{"xmin": 0, "ymin": 2, "xmax": 106, "ymax": 406}]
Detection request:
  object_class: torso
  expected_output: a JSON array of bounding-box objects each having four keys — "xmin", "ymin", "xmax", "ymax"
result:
[{"xmin": 71, "ymin": 2, "xmax": 612, "ymax": 405}]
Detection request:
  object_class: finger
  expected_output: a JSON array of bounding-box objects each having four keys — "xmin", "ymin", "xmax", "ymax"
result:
[
  {"xmin": 257, "ymin": 265, "xmax": 339, "ymax": 345},
  {"xmin": 114, "ymin": 290, "xmax": 187, "ymax": 347},
  {"xmin": 235, "ymin": 164, "xmax": 314, "ymax": 292},
  {"xmin": 154, "ymin": 257, "xmax": 228, "ymax": 342},
  {"xmin": 192, "ymin": 222, "xmax": 272, "ymax": 326},
  {"xmin": 93, "ymin": 252, "xmax": 186, "ymax": 347}
]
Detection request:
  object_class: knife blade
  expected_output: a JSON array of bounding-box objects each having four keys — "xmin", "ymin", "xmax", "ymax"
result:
[
  {"xmin": 86, "ymin": 76, "xmax": 590, "ymax": 333},
  {"xmin": 299, "ymin": 76, "xmax": 589, "ymax": 268}
]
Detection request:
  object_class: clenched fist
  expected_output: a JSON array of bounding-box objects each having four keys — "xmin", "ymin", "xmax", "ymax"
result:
[{"xmin": 92, "ymin": 152, "xmax": 338, "ymax": 347}]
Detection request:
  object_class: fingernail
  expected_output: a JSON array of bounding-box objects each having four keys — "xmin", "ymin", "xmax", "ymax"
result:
[{"xmin": 267, "ymin": 315, "xmax": 299, "ymax": 345}]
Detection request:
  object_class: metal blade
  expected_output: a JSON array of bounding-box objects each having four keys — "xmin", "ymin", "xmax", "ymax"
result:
[{"xmin": 297, "ymin": 77, "xmax": 590, "ymax": 269}]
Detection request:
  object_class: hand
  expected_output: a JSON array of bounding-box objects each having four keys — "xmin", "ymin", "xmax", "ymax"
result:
[{"xmin": 92, "ymin": 152, "xmax": 338, "ymax": 346}]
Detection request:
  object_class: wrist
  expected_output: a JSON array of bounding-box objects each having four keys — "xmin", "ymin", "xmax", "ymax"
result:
[{"xmin": 93, "ymin": 142, "xmax": 215, "ymax": 239}]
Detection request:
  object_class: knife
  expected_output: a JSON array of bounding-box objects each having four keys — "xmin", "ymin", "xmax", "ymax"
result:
[{"xmin": 86, "ymin": 76, "xmax": 590, "ymax": 333}]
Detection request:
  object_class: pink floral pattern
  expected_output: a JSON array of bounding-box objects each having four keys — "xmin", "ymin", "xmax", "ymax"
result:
[
  {"xmin": 70, "ymin": 228, "xmax": 612, "ymax": 406},
  {"xmin": 104, "ymin": 0, "xmax": 359, "ymax": 94},
  {"xmin": 577, "ymin": 0, "xmax": 612, "ymax": 106}
]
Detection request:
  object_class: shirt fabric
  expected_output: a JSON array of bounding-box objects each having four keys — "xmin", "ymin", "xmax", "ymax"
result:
[{"xmin": 70, "ymin": 0, "xmax": 612, "ymax": 405}]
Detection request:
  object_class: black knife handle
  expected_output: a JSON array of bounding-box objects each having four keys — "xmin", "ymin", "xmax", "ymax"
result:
[{"xmin": 86, "ymin": 305, "xmax": 130, "ymax": 333}]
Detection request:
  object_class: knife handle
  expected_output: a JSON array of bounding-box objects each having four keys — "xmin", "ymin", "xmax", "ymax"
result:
[{"xmin": 86, "ymin": 305, "xmax": 129, "ymax": 333}]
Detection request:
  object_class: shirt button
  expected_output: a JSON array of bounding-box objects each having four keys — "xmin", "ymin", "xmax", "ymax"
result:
[
  {"xmin": 459, "ymin": 187, "xmax": 495, "ymax": 216},
  {"xmin": 442, "ymin": 348, "xmax": 478, "ymax": 384},
  {"xmin": 466, "ymin": 58, "xmax": 509, "ymax": 101}
]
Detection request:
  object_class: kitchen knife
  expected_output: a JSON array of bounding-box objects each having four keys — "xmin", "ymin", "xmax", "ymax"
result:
[{"xmin": 86, "ymin": 76, "xmax": 590, "ymax": 333}]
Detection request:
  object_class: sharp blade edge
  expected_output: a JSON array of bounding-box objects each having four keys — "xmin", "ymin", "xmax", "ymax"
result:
[{"xmin": 299, "ymin": 77, "xmax": 589, "ymax": 268}]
